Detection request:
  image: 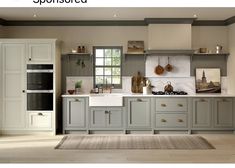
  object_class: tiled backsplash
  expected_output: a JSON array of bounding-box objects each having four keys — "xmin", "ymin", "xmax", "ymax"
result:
[
  {"xmin": 145, "ymin": 56, "xmax": 191, "ymax": 77},
  {"xmin": 66, "ymin": 76, "xmax": 228, "ymax": 94}
]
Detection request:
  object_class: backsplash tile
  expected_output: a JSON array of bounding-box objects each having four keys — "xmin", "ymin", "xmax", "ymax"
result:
[{"xmin": 66, "ymin": 76, "xmax": 228, "ymax": 94}]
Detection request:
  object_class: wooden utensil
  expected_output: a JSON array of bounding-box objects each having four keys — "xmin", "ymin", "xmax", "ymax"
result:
[
  {"xmin": 154, "ymin": 57, "xmax": 164, "ymax": 75},
  {"xmin": 165, "ymin": 57, "xmax": 173, "ymax": 72}
]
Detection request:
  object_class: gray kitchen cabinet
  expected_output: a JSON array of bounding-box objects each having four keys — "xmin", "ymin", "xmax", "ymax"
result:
[
  {"xmin": 127, "ymin": 98, "xmax": 151, "ymax": 129},
  {"xmin": 89, "ymin": 107, "xmax": 123, "ymax": 129},
  {"xmin": 192, "ymin": 98, "xmax": 212, "ymax": 128},
  {"xmin": 213, "ymin": 98, "xmax": 233, "ymax": 128},
  {"xmin": 63, "ymin": 97, "xmax": 87, "ymax": 132},
  {"xmin": 155, "ymin": 98, "xmax": 188, "ymax": 130}
]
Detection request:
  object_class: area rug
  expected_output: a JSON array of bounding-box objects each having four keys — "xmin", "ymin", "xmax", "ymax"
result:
[{"xmin": 55, "ymin": 135, "xmax": 215, "ymax": 150}]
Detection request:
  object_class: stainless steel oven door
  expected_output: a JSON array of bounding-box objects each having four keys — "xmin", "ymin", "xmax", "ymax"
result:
[{"xmin": 27, "ymin": 91, "xmax": 53, "ymax": 111}]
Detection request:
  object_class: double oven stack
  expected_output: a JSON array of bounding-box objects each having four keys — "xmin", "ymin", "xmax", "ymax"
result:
[{"xmin": 26, "ymin": 64, "xmax": 53, "ymax": 111}]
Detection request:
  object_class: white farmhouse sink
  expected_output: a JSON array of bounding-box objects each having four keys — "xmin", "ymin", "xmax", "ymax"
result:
[{"xmin": 89, "ymin": 93, "xmax": 123, "ymax": 107}]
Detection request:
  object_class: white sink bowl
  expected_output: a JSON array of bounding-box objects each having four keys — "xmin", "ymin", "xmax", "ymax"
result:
[{"xmin": 89, "ymin": 93, "xmax": 123, "ymax": 107}]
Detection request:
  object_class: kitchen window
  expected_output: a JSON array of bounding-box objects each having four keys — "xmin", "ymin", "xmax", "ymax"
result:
[{"xmin": 93, "ymin": 46, "xmax": 122, "ymax": 88}]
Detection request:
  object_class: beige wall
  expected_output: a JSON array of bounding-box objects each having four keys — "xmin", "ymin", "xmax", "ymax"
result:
[
  {"xmin": 227, "ymin": 23, "xmax": 235, "ymax": 94},
  {"xmin": 4, "ymin": 26, "xmax": 148, "ymax": 54},
  {"xmin": 148, "ymin": 24, "xmax": 191, "ymax": 50},
  {"xmin": 192, "ymin": 26, "xmax": 228, "ymax": 52}
]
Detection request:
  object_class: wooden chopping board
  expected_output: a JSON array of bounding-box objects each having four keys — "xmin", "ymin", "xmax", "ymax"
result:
[{"xmin": 131, "ymin": 71, "xmax": 146, "ymax": 93}]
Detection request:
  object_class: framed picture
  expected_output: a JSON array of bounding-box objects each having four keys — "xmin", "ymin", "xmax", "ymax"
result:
[
  {"xmin": 195, "ymin": 68, "xmax": 221, "ymax": 93},
  {"xmin": 127, "ymin": 41, "xmax": 144, "ymax": 54}
]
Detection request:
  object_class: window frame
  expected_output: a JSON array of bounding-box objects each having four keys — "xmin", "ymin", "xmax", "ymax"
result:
[{"xmin": 93, "ymin": 46, "xmax": 123, "ymax": 89}]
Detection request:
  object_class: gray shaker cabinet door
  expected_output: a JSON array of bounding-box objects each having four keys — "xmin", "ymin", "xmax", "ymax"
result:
[
  {"xmin": 108, "ymin": 108, "xmax": 123, "ymax": 128},
  {"xmin": 127, "ymin": 98, "xmax": 151, "ymax": 128},
  {"xmin": 214, "ymin": 98, "xmax": 233, "ymax": 128},
  {"xmin": 66, "ymin": 98, "xmax": 86, "ymax": 128},
  {"xmin": 90, "ymin": 108, "xmax": 106, "ymax": 128},
  {"xmin": 192, "ymin": 98, "xmax": 212, "ymax": 128}
]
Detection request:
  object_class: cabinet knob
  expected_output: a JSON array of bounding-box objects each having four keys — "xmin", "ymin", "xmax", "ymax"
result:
[
  {"xmin": 178, "ymin": 119, "xmax": 183, "ymax": 122},
  {"xmin": 105, "ymin": 110, "xmax": 109, "ymax": 114},
  {"xmin": 178, "ymin": 104, "xmax": 183, "ymax": 107},
  {"xmin": 29, "ymin": 58, "xmax": 32, "ymax": 61},
  {"xmin": 137, "ymin": 98, "xmax": 142, "ymax": 102},
  {"xmin": 22, "ymin": 90, "xmax": 25, "ymax": 93},
  {"xmin": 161, "ymin": 119, "xmax": 167, "ymax": 122},
  {"xmin": 38, "ymin": 113, "xmax": 43, "ymax": 116},
  {"xmin": 161, "ymin": 104, "xmax": 166, "ymax": 107}
]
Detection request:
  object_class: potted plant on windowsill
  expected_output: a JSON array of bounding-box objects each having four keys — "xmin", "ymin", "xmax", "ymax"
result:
[{"xmin": 75, "ymin": 80, "xmax": 82, "ymax": 94}]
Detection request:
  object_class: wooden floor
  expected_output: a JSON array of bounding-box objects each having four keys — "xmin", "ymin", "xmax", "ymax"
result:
[{"xmin": 0, "ymin": 134, "xmax": 235, "ymax": 163}]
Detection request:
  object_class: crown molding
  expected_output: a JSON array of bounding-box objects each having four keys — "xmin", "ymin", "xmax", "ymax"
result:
[
  {"xmin": 0, "ymin": 16, "xmax": 235, "ymax": 26},
  {"xmin": 145, "ymin": 18, "xmax": 195, "ymax": 24}
]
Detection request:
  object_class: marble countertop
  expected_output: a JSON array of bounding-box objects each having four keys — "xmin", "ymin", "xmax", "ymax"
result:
[{"xmin": 61, "ymin": 93, "xmax": 235, "ymax": 97}]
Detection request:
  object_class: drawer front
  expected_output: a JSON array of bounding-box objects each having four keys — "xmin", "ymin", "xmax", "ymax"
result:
[
  {"xmin": 155, "ymin": 98, "xmax": 187, "ymax": 112},
  {"xmin": 155, "ymin": 113, "xmax": 187, "ymax": 128},
  {"xmin": 28, "ymin": 112, "xmax": 52, "ymax": 129}
]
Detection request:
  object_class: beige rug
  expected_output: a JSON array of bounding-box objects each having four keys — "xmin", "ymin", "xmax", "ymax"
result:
[{"xmin": 55, "ymin": 135, "xmax": 215, "ymax": 150}]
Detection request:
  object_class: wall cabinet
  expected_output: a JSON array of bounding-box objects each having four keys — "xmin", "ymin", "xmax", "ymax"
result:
[
  {"xmin": 213, "ymin": 98, "xmax": 233, "ymax": 128},
  {"xmin": 192, "ymin": 98, "xmax": 212, "ymax": 128},
  {"xmin": 27, "ymin": 43, "xmax": 53, "ymax": 63},
  {"xmin": 63, "ymin": 97, "xmax": 87, "ymax": 132},
  {"xmin": 127, "ymin": 98, "xmax": 151, "ymax": 129},
  {"xmin": 89, "ymin": 107, "xmax": 123, "ymax": 129}
]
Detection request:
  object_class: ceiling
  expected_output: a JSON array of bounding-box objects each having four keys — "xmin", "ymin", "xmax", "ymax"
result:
[{"xmin": 0, "ymin": 8, "xmax": 235, "ymax": 20}]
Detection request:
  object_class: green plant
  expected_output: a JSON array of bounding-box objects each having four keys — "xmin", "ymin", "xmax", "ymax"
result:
[{"xmin": 75, "ymin": 80, "xmax": 82, "ymax": 88}]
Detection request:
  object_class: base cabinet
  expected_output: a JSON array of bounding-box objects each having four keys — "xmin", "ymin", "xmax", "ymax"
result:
[
  {"xmin": 214, "ymin": 98, "xmax": 233, "ymax": 128},
  {"xmin": 28, "ymin": 112, "xmax": 52, "ymax": 130},
  {"xmin": 63, "ymin": 97, "xmax": 87, "ymax": 132},
  {"xmin": 127, "ymin": 98, "xmax": 151, "ymax": 129},
  {"xmin": 89, "ymin": 107, "xmax": 123, "ymax": 129},
  {"xmin": 192, "ymin": 98, "xmax": 212, "ymax": 128}
]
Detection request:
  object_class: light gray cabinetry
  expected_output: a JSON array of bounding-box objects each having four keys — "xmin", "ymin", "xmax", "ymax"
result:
[
  {"xmin": 155, "ymin": 98, "xmax": 188, "ymax": 130},
  {"xmin": 127, "ymin": 98, "xmax": 151, "ymax": 129},
  {"xmin": 63, "ymin": 97, "xmax": 88, "ymax": 132},
  {"xmin": 89, "ymin": 107, "xmax": 123, "ymax": 129},
  {"xmin": 192, "ymin": 98, "xmax": 212, "ymax": 128},
  {"xmin": 213, "ymin": 98, "xmax": 233, "ymax": 128}
]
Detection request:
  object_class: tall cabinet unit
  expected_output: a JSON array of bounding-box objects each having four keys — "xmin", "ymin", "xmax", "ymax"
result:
[{"xmin": 0, "ymin": 39, "xmax": 61, "ymax": 135}]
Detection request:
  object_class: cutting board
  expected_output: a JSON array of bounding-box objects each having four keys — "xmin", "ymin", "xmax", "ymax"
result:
[{"xmin": 131, "ymin": 71, "xmax": 146, "ymax": 93}]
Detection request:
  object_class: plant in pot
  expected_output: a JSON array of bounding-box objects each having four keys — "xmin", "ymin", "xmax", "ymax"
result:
[{"xmin": 75, "ymin": 80, "xmax": 82, "ymax": 94}]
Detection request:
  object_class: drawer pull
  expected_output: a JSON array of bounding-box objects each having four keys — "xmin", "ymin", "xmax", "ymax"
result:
[
  {"xmin": 222, "ymin": 99, "xmax": 227, "ymax": 102},
  {"xmin": 178, "ymin": 104, "xmax": 183, "ymax": 107},
  {"xmin": 200, "ymin": 99, "xmax": 206, "ymax": 102},
  {"xmin": 105, "ymin": 110, "xmax": 109, "ymax": 114},
  {"xmin": 161, "ymin": 119, "xmax": 167, "ymax": 122},
  {"xmin": 178, "ymin": 119, "xmax": 183, "ymax": 122},
  {"xmin": 137, "ymin": 98, "xmax": 142, "ymax": 102},
  {"xmin": 161, "ymin": 104, "xmax": 166, "ymax": 107},
  {"xmin": 38, "ymin": 113, "xmax": 43, "ymax": 116},
  {"xmin": 75, "ymin": 99, "xmax": 80, "ymax": 102}
]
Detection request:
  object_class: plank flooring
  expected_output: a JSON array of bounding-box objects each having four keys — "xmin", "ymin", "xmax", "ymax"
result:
[{"xmin": 0, "ymin": 134, "xmax": 235, "ymax": 163}]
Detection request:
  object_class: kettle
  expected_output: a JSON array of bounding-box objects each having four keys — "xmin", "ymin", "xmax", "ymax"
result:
[{"xmin": 164, "ymin": 81, "xmax": 173, "ymax": 92}]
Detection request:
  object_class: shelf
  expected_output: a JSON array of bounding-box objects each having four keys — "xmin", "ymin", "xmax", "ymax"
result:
[
  {"xmin": 193, "ymin": 53, "xmax": 229, "ymax": 56},
  {"xmin": 145, "ymin": 50, "xmax": 195, "ymax": 56},
  {"xmin": 62, "ymin": 53, "xmax": 91, "ymax": 56}
]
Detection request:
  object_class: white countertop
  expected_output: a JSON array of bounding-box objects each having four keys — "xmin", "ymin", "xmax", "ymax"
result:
[{"xmin": 61, "ymin": 93, "xmax": 235, "ymax": 98}]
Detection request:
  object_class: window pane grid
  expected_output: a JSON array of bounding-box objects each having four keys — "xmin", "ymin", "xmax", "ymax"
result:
[{"xmin": 94, "ymin": 47, "xmax": 122, "ymax": 87}]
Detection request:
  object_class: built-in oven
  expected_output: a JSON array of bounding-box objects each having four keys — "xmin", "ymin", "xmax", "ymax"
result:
[{"xmin": 27, "ymin": 64, "xmax": 54, "ymax": 111}]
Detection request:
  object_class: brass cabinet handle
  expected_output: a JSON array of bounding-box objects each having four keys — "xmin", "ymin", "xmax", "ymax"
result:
[
  {"xmin": 199, "ymin": 99, "xmax": 206, "ymax": 102},
  {"xmin": 105, "ymin": 110, "xmax": 109, "ymax": 114},
  {"xmin": 161, "ymin": 119, "xmax": 167, "ymax": 122},
  {"xmin": 222, "ymin": 99, "xmax": 227, "ymax": 102},
  {"xmin": 38, "ymin": 113, "xmax": 43, "ymax": 116},
  {"xmin": 75, "ymin": 99, "xmax": 80, "ymax": 102},
  {"xmin": 137, "ymin": 98, "xmax": 142, "ymax": 102},
  {"xmin": 29, "ymin": 58, "xmax": 32, "ymax": 61},
  {"xmin": 161, "ymin": 104, "xmax": 166, "ymax": 107},
  {"xmin": 178, "ymin": 104, "xmax": 183, "ymax": 107},
  {"xmin": 178, "ymin": 119, "xmax": 183, "ymax": 122}
]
